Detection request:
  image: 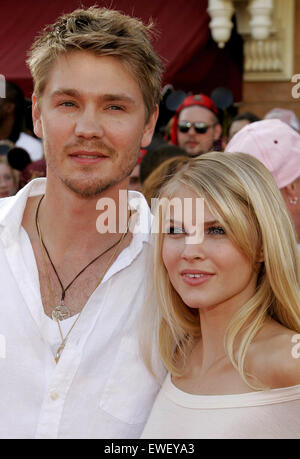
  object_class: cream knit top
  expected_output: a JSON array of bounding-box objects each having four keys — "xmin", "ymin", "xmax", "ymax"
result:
[{"xmin": 141, "ymin": 373, "xmax": 300, "ymax": 439}]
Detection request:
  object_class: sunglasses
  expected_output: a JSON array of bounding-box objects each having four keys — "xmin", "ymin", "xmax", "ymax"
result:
[{"xmin": 178, "ymin": 121, "xmax": 216, "ymax": 134}]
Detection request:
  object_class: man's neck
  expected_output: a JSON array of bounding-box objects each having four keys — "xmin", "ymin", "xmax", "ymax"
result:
[
  {"xmin": 45, "ymin": 179, "xmax": 130, "ymax": 250},
  {"xmin": 22, "ymin": 176, "xmax": 132, "ymax": 269},
  {"xmin": 21, "ymin": 176, "xmax": 133, "ymax": 318}
]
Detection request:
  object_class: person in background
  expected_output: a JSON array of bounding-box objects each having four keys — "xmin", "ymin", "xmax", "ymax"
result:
[
  {"xmin": 142, "ymin": 155, "xmax": 189, "ymax": 206},
  {"xmin": 128, "ymin": 148, "xmax": 148, "ymax": 192},
  {"xmin": 170, "ymin": 94, "xmax": 222, "ymax": 157},
  {"xmin": 0, "ymin": 139, "xmax": 14, "ymax": 156},
  {"xmin": 0, "ymin": 155, "xmax": 18, "ymax": 197},
  {"xmin": 7, "ymin": 146, "xmax": 32, "ymax": 172},
  {"xmin": 0, "ymin": 81, "xmax": 43, "ymax": 161},
  {"xmin": 141, "ymin": 152, "xmax": 300, "ymax": 439},
  {"xmin": 139, "ymin": 144, "xmax": 187, "ymax": 187},
  {"xmin": 228, "ymin": 111, "xmax": 261, "ymax": 141},
  {"xmin": 7, "ymin": 146, "xmax": 47, "ymax": 190},
  {"xmin": 264, "ymin": 108, "xmax": 300, "ymax": 132},
  {"xmin": 226, "ymin": 119, "xmax": 300, "ymax": 247}
]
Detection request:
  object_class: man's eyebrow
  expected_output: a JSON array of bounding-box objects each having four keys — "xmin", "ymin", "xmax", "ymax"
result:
[
  {"xmin": 51, "ymin": 89, "xmax": 136, "ymax": 104},
  {"xmin": 51, "ymin": 88, "xmax": 79, "ymax": 98},
  {"xmin": 101, "ymin": 93, "xmax": 136, "ymax": 105}
]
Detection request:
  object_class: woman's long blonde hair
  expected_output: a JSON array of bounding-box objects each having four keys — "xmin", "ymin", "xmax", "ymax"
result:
[{"xmin": 142, "ymin": 152, "xmax": 300, "ymax": 389}]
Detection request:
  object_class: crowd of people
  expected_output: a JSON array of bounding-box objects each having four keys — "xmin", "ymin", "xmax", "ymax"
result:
[{"xmin": 0, "ymin": 5, "xmax": 300, "ymax": 440}]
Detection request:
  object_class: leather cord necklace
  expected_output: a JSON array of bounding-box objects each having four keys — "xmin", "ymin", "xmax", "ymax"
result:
[
  {"xmin": 35, "ymin": 194, "xmax": 131, "ymax": 363},
  {"xmin": 35, "ymin": 194, "xmax": 130, "ymax": 321}
]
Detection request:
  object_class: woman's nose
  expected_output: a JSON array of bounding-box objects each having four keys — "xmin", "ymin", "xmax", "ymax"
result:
[{"xmin": 181, "ymin": 239, "xmax": 206, "ymax": 260}]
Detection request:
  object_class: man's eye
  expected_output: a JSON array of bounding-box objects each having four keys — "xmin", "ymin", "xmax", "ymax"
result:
[
  {"xmin": 206, "ymin": 226, "xmax": 226, "ymax": 235},
  {"xmin": 60, "ymin": 101, "xmax": 75, "ymax": 107},
  {"xmin": 167, "ymin": 226, "xmax": 186, "ymax": 235},
  {"xmin": 108, "ymin": 105, "xmax": 123, "ymax": 111}
]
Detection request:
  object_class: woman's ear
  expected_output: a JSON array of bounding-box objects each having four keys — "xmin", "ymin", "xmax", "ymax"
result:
[
  {"xmin": 257, "ymin": 247, "xmax": 264, "ymax": 263},
  {"xmin": 282, "ymin": 181, "xmax": 300, "ymax": 208}
]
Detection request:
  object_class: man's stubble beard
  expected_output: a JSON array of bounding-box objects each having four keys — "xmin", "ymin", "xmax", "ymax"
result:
[
  {"xmin": 47, "ymin": 152, "xmax": 139, "ymax": 199},
  {"xmin": 64, "ymin": 162, "xmax": 136, "ymax": 198}
]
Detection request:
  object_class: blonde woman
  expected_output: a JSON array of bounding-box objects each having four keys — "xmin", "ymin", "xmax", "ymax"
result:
[{"xmin": 141, "ymin": 152, "xmax": 300, "ymax": 439}]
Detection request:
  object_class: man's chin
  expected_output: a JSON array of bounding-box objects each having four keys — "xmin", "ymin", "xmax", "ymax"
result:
[
  {"xmin": 187, "ymin": 150, "xmax": 203, "ymax": 158},
  {"xmin": 63, "ymin": 178, "xmax": 116, "ymax": 198},
  {"xmin": 185, "ymin": 145, "xmax": 202, "ymax": 157}
]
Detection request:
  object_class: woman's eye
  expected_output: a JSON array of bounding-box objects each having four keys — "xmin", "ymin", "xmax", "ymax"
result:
[
  {"xmin": 167, "ymin": 226, "xmax": 186, "ymax": 235},
  {"xmin": 206, "ymin": 226, "xmax": 226, "ymax": 235}
]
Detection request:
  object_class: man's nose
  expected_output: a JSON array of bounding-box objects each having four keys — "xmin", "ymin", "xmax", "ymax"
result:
[{"xmin": 74, "ymin": 107, "xmax": 104, "ymax": 138}]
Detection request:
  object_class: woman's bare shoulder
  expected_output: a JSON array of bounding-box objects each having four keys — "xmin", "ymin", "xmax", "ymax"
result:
[{"xmin": 249, "ymin": 320, "xmax": 300, "ymax": 389}]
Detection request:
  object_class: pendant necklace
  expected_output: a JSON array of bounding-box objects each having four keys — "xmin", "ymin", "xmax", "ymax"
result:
[{"xmin": 35, "ymin": 194, "xmax": 131, "ymax": 363}]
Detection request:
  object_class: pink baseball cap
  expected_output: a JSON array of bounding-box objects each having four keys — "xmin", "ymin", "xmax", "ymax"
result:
[{"xmin": 225, "ymin": 119, "xmax": 300, "ymax": 189}]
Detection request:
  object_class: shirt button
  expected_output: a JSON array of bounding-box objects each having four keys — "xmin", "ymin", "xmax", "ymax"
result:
[{"xmin": 50, "ymin": 392, "xmax": 59, "ymax": 401}]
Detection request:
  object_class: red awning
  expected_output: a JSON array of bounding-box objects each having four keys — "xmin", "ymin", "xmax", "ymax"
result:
[{"xmin": 0, "ymin": 0, "xmax": 242, "ymax": 101}]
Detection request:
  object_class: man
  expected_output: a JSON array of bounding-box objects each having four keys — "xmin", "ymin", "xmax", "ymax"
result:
[
  {"xmin": 0, "ymin": 7, "xmax": 164, "ymax": 438},
  {"xmin": 226, "ymin": 119, "xmax": 300, "ymax": 246},
  {"xmin": 227, "ymin": 111, "xmax": 260, "ymax": 141},
  {"xmin": 264, "ymin": 107, "xmax": 300, "ymax": 131},
  {"xmin": 0, "ymin": 80, "xmax": 43, "ymax": 161},
  {"xmin": 170, "ymin": 94, "xmax": 222, "ymax": 157}
]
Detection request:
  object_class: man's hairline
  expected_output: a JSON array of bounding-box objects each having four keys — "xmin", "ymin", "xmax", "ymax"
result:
[
  {"xmin": 32, "ymin": 49, "xmax": 156, "ymax": 123},
  {"xmin": 178, "ymin": 105, "xmax": 219, "ymax": 125}
]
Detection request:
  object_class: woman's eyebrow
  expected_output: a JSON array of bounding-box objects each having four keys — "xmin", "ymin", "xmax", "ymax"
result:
[{"xmin": 204, "ymin": 220, "xmax": 220, "ymax": 226}]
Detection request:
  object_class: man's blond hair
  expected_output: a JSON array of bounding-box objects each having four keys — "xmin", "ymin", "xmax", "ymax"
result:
[{"xmin": 27, "ymin": 7, "xmax": 163, "ymax": 121}]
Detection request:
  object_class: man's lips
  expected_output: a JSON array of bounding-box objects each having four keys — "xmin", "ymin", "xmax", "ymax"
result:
[
  {"xmin": 69, "ymin": 151, "xmax": 109, "ymax": 164},
  {"xmin": 185, "ymin": 141, "xmax": 198, "ymax": 148}
]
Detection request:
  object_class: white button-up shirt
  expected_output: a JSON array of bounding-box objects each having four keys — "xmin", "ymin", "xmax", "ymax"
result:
[{"xmin": 0, "ymin": 179, "xmax": 163, "ymax": 439}]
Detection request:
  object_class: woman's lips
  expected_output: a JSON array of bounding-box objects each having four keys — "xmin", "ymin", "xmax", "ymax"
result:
[{"xmin": 180, "ymin": 270, "xmax": 214, "ymax": 286}]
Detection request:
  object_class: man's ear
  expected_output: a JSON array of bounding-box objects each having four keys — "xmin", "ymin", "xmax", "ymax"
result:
[
  {"xmin": 213, "ymin": 122, "xmax": 222, "ymax": 142},
  {"xmin": 32, "ymin": 94, "xmax": 43, "ymax": 139},
  {"xmin": 141, "ymin": 105, "xmax": 159, "ymax": 148}
]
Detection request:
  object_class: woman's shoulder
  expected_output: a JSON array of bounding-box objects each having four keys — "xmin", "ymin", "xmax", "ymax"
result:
[{"xmin": 248, "ymin": 320, "xmax": 300, "ymax": 389}]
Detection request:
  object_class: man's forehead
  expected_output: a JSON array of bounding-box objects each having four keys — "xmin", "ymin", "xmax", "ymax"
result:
[{"xmin": 178, "ymin": 105, "xmax": 214, "ymax": 122}]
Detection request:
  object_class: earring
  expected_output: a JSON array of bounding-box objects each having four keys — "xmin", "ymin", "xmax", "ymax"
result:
[{"xmin": 289, "ymin": 196, "xmax": 298, "ymax": 205}]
